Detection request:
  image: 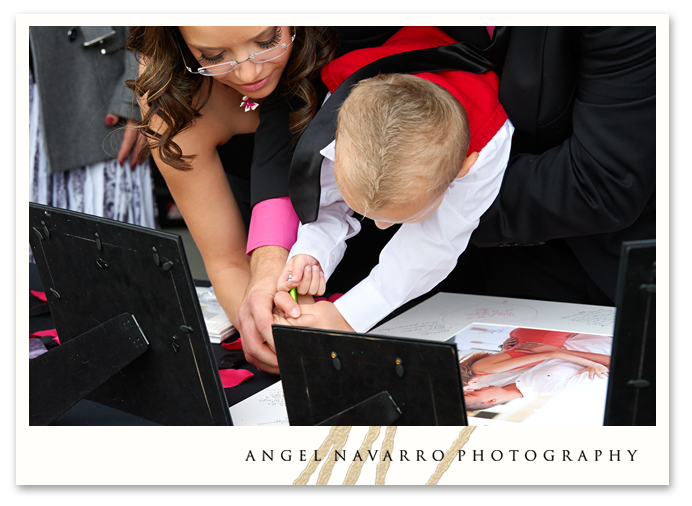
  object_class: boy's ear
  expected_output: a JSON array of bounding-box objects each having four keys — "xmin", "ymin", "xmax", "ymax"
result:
[{"xmin": 456, "ymin": 152, "xmax": 479, "ymax": 179}]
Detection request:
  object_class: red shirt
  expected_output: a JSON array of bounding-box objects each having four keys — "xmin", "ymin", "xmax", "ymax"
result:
[{"xmin": 321, "ymin": 26, "xmax": 508, "ymax": 155}]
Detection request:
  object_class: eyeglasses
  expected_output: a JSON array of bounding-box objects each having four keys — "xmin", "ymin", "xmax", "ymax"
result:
[{"xmin": 180, "ymin": 30, "xmax": 296, "ymax": 77}]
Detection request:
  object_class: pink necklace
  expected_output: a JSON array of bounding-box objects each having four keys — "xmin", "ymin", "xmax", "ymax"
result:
[{"xmin": 240, "ymin": 95, "xmax": 259, "ymax": 112}]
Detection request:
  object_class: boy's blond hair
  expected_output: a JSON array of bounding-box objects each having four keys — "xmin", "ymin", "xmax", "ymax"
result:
[{"xmin": 335, "ymin": 74, "xmax": 470, "ymax": 214}]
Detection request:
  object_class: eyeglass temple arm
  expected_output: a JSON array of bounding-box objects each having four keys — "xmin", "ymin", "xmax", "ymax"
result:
[{"xmin": 177, "ymin": 42, "xmax": 197, "ymax": 73}]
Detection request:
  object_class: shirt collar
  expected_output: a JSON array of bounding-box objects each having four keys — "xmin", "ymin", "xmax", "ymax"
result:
[
  {"xmin": 318, "ymin": 91, "xmax": 337, "ymax": 162},
  {"xmin": 320, "ymin": 140, "xmax": 337, "ymax": 162}
]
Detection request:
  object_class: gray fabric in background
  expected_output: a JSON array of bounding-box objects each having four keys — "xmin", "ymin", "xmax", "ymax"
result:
[
  {"xmin": 29, "ymin": 61, "xmax": 158, "ymax": 247},
  {"xmin": 30, "ymin": 26, "xmax": 141, "ymax": 173}
]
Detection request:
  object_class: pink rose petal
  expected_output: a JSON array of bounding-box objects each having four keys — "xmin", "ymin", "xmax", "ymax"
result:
[
  {"xmin": 221, "ymin": 338, "xmax": 243, "ymax": 350},
  {"xmin": 218, "ymin": 368, "xmax": 254, "ymax": 388},
  {"xmin": 30, "ymin": 290, "xmax": 47, "ymax": 301}
]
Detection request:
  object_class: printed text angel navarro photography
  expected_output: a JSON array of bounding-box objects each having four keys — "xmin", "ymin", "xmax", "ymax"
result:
[{"xmin": 245, "ymin": 449, "xmax": 639, "ymax": 463}]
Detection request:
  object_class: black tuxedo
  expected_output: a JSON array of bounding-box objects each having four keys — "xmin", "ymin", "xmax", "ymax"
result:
[{"xmin": 443, "ymin": 26, "xmax": 656, "ymax": 303}]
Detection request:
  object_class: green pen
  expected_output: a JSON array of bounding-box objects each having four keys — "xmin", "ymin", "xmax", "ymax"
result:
[{"xmin": 288, "ymin": 274, "xmax": 298, "ymax": 302}]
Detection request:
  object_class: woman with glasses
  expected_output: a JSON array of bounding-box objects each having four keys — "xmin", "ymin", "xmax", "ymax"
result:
[
  {"xmin": 127, "ymin": 26, "xmax": 338, "ymax": 332},
  {"xmin": 128, "ymin": 26, "xmax": 402, "ymax": 375}
]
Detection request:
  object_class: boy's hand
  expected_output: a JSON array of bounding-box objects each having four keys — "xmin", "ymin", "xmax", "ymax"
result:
[
  {"xmin": 273, "ymin": 300, "xmax": 355, "ymax": 333},
  {"xmin": 277, "ymin": 254, "xmax": 326, "ymax": 297}
]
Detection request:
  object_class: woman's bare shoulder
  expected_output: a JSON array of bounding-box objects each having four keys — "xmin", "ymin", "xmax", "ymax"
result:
[{"xmin": 134, "ymin": 60, "xmax": 260, "ymax": 164}]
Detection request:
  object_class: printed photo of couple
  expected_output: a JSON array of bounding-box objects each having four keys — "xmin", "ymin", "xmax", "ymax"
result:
[{"xmin": 450, "ymin": 324, "xmax": 612, "ymax": 426}]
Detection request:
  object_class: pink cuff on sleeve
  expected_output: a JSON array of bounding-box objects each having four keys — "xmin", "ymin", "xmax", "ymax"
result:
[{"xmin": 246, "ymin": 197, "xmax": 300, "ymax": 255}]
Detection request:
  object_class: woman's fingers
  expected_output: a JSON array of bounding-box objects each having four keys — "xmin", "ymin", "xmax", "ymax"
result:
[{"xmin": 131, "ymin": 129, "xmax": 149, "ymax": 169}]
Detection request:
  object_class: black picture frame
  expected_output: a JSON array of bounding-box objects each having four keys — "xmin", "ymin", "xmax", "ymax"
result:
[
  {"xmin": 274, "ymin": 325, "xmax": 467, "ymax": 426},
  {"xmin": 604, "ymin": 239, "xmax": 656, "ymax": 426},
  {"xmin": 29, "ymin": 203, "xmax": 232, "ymax": 426}
]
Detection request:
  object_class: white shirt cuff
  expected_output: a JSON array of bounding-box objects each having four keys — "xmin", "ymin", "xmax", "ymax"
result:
[{"xmin": 334, "ymin": 275, "xmax": 394, "ymax": 333}]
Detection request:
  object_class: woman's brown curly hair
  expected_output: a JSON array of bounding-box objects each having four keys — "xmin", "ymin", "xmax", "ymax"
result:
[{"xmin": 126, "ymin": 26, "xmax": 338, "ymax": 171}]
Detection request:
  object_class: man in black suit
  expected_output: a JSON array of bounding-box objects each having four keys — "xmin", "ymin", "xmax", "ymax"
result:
[{"xmin": 442, "ymin": 26, "xmax": 655, "ymax": 306}]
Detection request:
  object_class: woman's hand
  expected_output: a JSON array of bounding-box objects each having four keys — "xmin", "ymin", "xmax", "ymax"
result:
[
  {"xmin": 105, "ymin": 115, "xmax": 148, "ymax": 170},
  {"xmin": 579, "ymin": 363, "xmax": 610, "ymax": 380}
]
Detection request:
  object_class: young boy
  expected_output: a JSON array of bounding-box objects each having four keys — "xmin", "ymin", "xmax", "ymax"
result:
[{"xmin": 274, "ymin": 26, "xmax": 514, "ymax": 333}]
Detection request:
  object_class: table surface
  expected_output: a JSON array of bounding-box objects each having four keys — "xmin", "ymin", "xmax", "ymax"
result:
[{"xmin": 29, "ymin": 262, "xmax": 279, "ymax": 426}]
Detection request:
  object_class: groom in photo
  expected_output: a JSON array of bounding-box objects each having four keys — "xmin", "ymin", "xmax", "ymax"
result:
[{"xmin": 463, "ymin": 333, "xmax": 613, "ymax": 411}]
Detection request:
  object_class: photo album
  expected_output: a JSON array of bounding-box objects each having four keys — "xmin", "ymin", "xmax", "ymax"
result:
[{"xmin": 374, "ymin": 292, "xmax": 614, "ymax": 426}]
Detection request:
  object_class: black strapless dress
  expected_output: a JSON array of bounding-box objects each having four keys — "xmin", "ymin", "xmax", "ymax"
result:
[{"xmin": 217, "ymin": 133, "xmax": 255, "ymax": 232}]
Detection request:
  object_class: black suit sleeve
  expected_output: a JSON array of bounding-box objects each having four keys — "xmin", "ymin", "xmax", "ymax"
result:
[
  {"xmin": 250, "ymin": 88, "xmax": 297, "ymax": 207},
  {"xmin": 471, "ymin": 26, "xmax": 656, "ymax": 247}
]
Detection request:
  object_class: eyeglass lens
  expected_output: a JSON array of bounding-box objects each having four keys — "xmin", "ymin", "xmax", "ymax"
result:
[{"xmin": 198, "ymin": 38, "xmax": 291, "ymax": 76}]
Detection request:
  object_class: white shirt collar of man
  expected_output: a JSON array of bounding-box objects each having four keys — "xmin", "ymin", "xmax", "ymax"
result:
[{"xmin": 320, "ymin": 140, "xmax": 336, "ymax": 162}]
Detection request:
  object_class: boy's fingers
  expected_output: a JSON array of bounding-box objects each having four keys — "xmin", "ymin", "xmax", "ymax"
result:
[
  {"xmin": 290, "ymin": 257, "xmax": 309, "ymax": 284},
  {"xmin": 298, "ymin": 265, "xmax": 313, "ymax": 294},
  {"xmin": 307, "ymin": 266, "xmax": 320, "ymax": 295},
  {"xmin": 277, "ymin": 265, "xmax": 293, "ymax": 291},
  {"xmin": 318, "ymin": 271, "xmax": 326, "ymax": 296}
]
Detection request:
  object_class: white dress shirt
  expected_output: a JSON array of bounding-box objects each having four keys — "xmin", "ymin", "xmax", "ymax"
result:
[
  {"xmin": 288, "ymin": 119, "xmax": 514, "ymax": 332},
  {"xmin": 513, "ymin": 334, "xmax": 613, "ymax": 396}
]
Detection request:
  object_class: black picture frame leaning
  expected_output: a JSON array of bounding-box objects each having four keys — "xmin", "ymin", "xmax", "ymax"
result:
[
  {"xmin": 604, "ymin": 239, "xmax": 656, "ymax": 426},
  {"xmin": 274, "ymin": 325, "xmax": 468, "ymax": 426},
  {"xmin": 29, "ymin": 203, "xmax": 232, "ymax": 426}
]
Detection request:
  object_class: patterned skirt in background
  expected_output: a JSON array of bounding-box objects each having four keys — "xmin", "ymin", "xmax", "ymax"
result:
[{"xmin": 29, "ymin": 70, "xmax": 158, "ymax": 261}]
